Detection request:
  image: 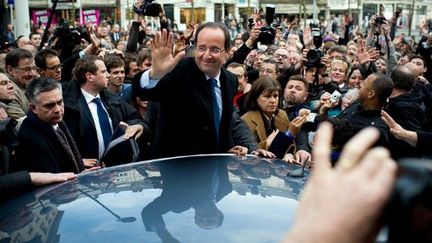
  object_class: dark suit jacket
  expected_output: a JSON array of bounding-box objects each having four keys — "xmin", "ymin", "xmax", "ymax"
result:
[
  {"xmin": 15, "ymin": 112, "xmax": 84, "ymax": 173},
  {"xmin": 0, "ymin": 171, "xmax": 33, "ymax": 203},
  {"xmin": 109, "ymin": 32, "xmax": 121, "ymax": 43},
  {"xmin": 142, "ymin": 159, "xmax": 232, "ymax": 231},
  {"xmin": 63, "ymin": 81, "xmax": 147, "ymax": 161},
  {"xmin": 133, "ymin": 57, "xmax": 238, "ymax": 158}
]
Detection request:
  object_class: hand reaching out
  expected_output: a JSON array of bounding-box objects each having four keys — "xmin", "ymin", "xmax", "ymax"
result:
[
  {"xmin": 30, "ymin": 172, "xmax": 77, "ymax": 187},
  {"xmin": 228, "ymin": 146, "xmax": 248, "ymax": 156},
  {"xmin": 303, "ymin": 26, "xmax": 312, "ymax": 47},
  {"xmin": 251, "ymin": 149, "xmax": 276, "ymax": 158},
  {"xmin": 284, "ymin": 123, "xmax": 397, "ymax": 243},
  {"xmin": 357, "ymin": 39, "xmax": 380, "ymax": 65},
  {"xmin": 288, "ymin": 115, "xmax": 307, "ymax": 136},
  {"xmin": 381, "ymin": 110, "xmax": 418, "ymax": 146},
  {"xmin": 183, "ymin": 22, "xmax": 197, "ymax": 43},
  {"xmin": 265, "ymin": 130, "xmax": 279, "ymax": 150},
  {"xmin": 119, "ymin": 121, "xmax": 144, "ymax": 139}
]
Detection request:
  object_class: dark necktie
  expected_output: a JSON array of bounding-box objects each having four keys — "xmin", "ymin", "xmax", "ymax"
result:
[
  {"xmin": 209, "ymin": 78, "xmax": 221, "ymax": 142},
  {"xmin": 56, "ymin": 128, "xmax": 74, "ymax": 160},
  {"xmin": 93, "ymin": 97, "xmax": 112, "ymax": 147}
]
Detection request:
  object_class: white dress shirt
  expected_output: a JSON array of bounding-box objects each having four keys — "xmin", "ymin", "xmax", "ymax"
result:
[{"xmin": 81, "ymin": 89, "xmax": 113, "ymax": 158}]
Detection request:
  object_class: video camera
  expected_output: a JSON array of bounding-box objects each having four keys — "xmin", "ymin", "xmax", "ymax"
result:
[
  {"xmin": 306, "ymin": 49, "xmax": 324, "ymax": 67},
  {"xmin": 375, "ymin": 16, "xmax": 386, "ymax": 26},
  {"xmin": 383, "ymin": 159, "xmax": 432, "ymax": 242},
  {"xmin": 305, "ymin": 25, "xmax": 324, "ymax": 68},
  {"xmin": 50, "ymin": 22, "xmax": 90, "ymax": 49},
  {"xmin": 133, "ymin": 0, "xmax": 163, "ymax": 17},
  {"xmin": 248, "ymin": 6, "xmax": 276, "ymax": 45}
]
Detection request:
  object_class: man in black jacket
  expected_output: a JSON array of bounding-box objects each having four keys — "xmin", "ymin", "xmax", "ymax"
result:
[
  {"xmin": 15, "ymin": 77, "xmax": 85, "ymax": 173},
  {"xmin": 0, "ymin": 75, "xmax": 77, "ymax": 202},
  {"xmin": 134, "ymin": 23, "xmax": 241, "ymax": 158},
  {"xmin": 385, "ymin": 66, "xmax": 428, "ymax": 158},
  {"xmin": 338, "ymin": 73, "xmax": 393, "ymax": 147}
]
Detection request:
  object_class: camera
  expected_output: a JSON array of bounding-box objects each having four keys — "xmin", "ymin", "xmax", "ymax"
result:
[
  {"xmin": 51, "ymin": 23, "xmax": 90, "ymax": 49},
  {"xmin": 306, "ymin": 49, "xmax": 324, "ymax": 67},
  {"xmin": 383, "ymin": 159, "xmax": 432, "ymax": 242},
  {"xmin": 133, "ymin": 0, "xmax": 163, "ymax": 17},
  {"xmin": 248, "ymin": 6, "xmax": 276, "ymax": 45},
  {"xmin": 375, "ymin": 16, "xmax": 386, "ymax": 26},
  {"xmin": 258, "ymin": 26, "xmax": 276, "ymax": 45},
  {"xmin": 310, "ymin": 25, "xmax": 323, "ymax": 50},
  {"xmin": 330, "ymin": 90, "xmax": 342, "ymax": 104}
]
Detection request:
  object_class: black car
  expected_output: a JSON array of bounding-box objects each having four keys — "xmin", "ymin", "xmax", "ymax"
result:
[{"xmin": 0, "ymin": 154, "xmax": 309, "ymax": 242}]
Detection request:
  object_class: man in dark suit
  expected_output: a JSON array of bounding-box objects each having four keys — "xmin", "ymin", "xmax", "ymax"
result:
[
  {"xmin": 134, "ymin": 22, "xmax": 243, "ymax": 158},
  {"xmin": 0, "ymin": 76, "xmax": 77, "ymax": 202},
  {"xmin": 15, "ymin": 77, "xmax": 85, "ymax": 173},
  {"xmin": 2, "ymin": 24, "xmax": 15, "ymax": 46},
  {"xmin": 109, "ymin": 24, "xmax": 122, "ymax": 43},
  {"xmin": 63, "ymin": 55, "xmax": 147, "ymax": 165}
]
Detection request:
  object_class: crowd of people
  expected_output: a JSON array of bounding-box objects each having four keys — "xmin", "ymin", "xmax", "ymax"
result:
[{"xmin": 1, "ymin": 0, "xmax": 432, "ymax": 241}]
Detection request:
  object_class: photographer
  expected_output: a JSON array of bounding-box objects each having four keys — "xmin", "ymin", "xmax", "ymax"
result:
[
  {"xmin": 225, "ymin": 9, "xmax": 262, "ymax": 67},
  {"xmin": 362, "ymin": 15, "xmax": 397, "ymax": 76},
  {"xmin": 127, "ymin": 0, "xmax": 165, "ymax": 54},
  {"xmin": 58, "ymin": 26, "xmax": 102, "ymax": 81}
]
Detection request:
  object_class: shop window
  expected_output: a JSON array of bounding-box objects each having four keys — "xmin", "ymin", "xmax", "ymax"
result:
[{"xmin": 180, "ymin": 8, "xmax": 206, "ymax": 24}]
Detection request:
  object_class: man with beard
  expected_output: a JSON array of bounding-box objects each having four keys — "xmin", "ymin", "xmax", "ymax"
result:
[
  {"xmin": 283, "ymin": 75, "xmax": 310, "ymax": 120},
  {"xmin": 283, "ymin": 75, "xmax": 314, "ymax": 165}
]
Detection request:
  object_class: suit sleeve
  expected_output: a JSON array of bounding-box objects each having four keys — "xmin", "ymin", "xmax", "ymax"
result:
[
  {"xmin": 61, "ymin": 52, "xmax": 81, "ymax": 82},
  {"xmin": 0, "ymin": 171, "xmax": 33, "ymax": 203},
  {"xmin": 231, "ymin": 108, "xmax": 258, "ymax": 151},
  {"xmin": 6, "ymin": 90, "xmax": 26, "ymax": 120},
  {"xmin": 225, "ymin": 43, "xmax": 252, "ymax": 67},
  {"xmin": 126, "ymin": 21, "xmax": 141, "ymax": 53},
  {"xmin": 417, "ymin": 130, "xmax": 432, "ymax": 155}
]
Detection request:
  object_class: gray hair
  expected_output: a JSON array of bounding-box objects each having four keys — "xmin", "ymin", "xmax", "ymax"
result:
[
  {"xmin": 344, "ymin": 88, "xmax": 359, "ymax": 100},
  {"xmin": 26, "ymin": 76, "xmax": 62, "ymax": 103}
]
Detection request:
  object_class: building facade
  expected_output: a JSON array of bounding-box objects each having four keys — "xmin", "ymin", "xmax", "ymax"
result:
[{"xmin": 1, "ymin": 0, "xmax": 431, "ymax": 41}]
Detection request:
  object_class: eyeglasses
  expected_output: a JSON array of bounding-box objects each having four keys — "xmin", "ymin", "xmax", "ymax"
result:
[
  {"xmin": 14, "ymin": 66, "xmax": 37, "ymax": 72},
  {"xmin": 46, "ymin": 64, "xmax": 63, "ymax": 71},
  {"xmin": 196, "ymin": 46, "xmax": 225, "ymax": 55},
  {"xmin": 274, "ymin": 54, "xmax": 288, "ymax": 59},
  {"xmin": 259, "ymin": 68, "xmax": 275, "ymax": 74}
]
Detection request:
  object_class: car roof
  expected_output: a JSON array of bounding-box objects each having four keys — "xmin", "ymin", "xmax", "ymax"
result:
[{"xmin": 0, "ymin": 154, "xmax": 309, "ymax": 242}]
